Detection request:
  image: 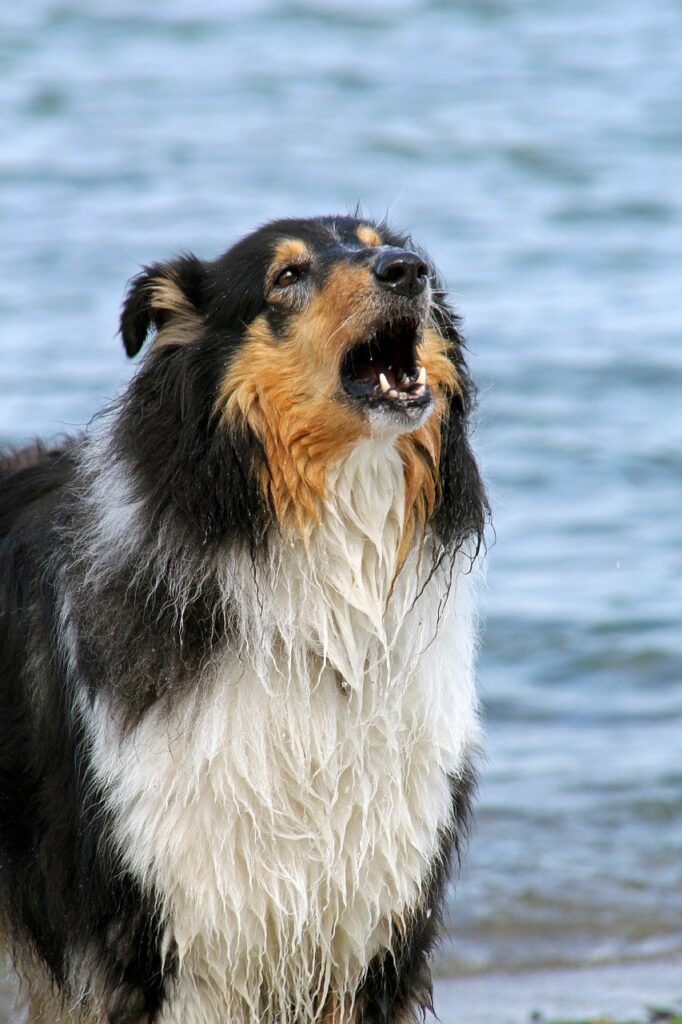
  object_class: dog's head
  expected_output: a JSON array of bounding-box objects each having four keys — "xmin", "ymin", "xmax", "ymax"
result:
[{"xmin": 118, "ymin": 216, "xmax": 484, "ymax": 549}]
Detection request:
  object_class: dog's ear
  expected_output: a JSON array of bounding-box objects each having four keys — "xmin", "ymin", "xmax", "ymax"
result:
[{"xmin": 120, "ymin": 254, "xmax": 206, "ymax": 358}]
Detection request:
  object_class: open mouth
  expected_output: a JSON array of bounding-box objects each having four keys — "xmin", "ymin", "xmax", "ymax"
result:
[{"xmin": 341, "ymin": 316, "xmax": 431, "ymax": 410}]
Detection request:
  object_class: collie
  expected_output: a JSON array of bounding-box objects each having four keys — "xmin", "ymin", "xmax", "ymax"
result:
[{"xmin": 0, "ymin": 216, "xmax": 487, "ymax": 1024}]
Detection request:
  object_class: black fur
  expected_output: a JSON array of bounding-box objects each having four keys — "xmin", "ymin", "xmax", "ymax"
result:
[
  {"xmin": 0, "ymin": 216, "xmax": 487, "ymax": 1023},
  {"xmin": 357, "ymin": 764, "xmax": 477, "ymax": 1023},
  {"xmin": 0, "ymin": 449, "xmax": 176, "ymax": 1020}
]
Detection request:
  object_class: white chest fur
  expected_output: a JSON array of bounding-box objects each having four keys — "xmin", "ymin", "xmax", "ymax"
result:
[{"xmin": 85, "ymin": 439, "xmax": 479, "ymax": 1024}]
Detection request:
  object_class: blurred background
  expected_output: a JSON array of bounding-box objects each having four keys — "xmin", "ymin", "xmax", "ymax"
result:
[{"xmin": 1, "ymin": 0, "xmax": 681, "ymax": 1020}]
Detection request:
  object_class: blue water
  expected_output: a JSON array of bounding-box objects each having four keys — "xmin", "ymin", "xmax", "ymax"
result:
[{"xmin": 1, "ymin": 0, "xmax": 681, "ymax": 981}]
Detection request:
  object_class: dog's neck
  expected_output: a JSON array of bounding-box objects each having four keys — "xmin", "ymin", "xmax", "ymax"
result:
[
  {"xmin": 226, "ymin": 435, "xmax": 430, "ymax": 696},
  {"xmin": 77, "ymin": 424, "xmax": 451, "ymax": 696}
]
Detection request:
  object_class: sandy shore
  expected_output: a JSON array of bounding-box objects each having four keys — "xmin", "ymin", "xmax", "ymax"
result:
[{"xmin": 434, "ymin": 957, "xmax": 681, "ymax": 1024}]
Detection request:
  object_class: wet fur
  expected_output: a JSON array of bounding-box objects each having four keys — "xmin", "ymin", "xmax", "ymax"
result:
[{"xmin": 0, "ymin": 216, "xmax": 487, "ymax": 1024}]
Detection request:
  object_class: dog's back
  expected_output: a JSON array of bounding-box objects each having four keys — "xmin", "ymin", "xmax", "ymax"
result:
[
  {"xmin": 0, "ymin": 442, "xmax": 75, "ymax": 686},
  {"xmin": 0, "ymin": 441, "xmax": 73, "ymax": 533}
]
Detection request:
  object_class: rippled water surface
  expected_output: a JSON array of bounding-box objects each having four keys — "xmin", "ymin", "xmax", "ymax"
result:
[{"xmin": 1, "ymin": 0, "xmax": 681, "ymax": 987}]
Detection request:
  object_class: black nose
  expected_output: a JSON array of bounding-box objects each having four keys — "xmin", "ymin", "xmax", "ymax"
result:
[{"xmin": 372, "ymin": 249, "xmax": 429, "ymax": 298}]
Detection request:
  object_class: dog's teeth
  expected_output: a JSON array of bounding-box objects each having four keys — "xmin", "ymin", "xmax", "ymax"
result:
[
  {"xmin": 398, "ymin": 392, "xmax": 408, "ymax": 401},
  {"xmin": 413, "ymin": 385, "xmax": 426, "ymax": 398},
  {"xmin": 401, "ymin": 373, "xmax": 410, "ymax": 384},
  {"xmin": 387, "ymin": 388, "xmax": 400, "ymax": 399},
  {"xmin": 417, "ymin": 366, "xmax": 427, "ymax": 385},
  {"xmin": 379, "ymin": 372, "xmax": 390, "ymax": 394}
]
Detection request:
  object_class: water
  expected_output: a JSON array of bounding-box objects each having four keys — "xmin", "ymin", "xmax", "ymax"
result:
[{"xmin": 1, "ymin": 0, "xmax": 681, "ymax": 990}]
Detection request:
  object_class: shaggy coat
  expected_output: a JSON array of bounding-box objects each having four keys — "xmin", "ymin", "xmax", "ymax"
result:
[{"xmin": 0, "ymin": 216, "xmax": 487, "ymax": 1024}]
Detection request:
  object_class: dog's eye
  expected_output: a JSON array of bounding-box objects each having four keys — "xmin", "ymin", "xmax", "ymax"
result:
[{"xmin": 275, "ymin": 266, "xmax": 305, "ymax": 288}]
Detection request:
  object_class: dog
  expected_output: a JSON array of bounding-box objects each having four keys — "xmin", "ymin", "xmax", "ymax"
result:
[{"xmin": 0, "ymin": 215, "xmax": 487, "ymax": 1024}]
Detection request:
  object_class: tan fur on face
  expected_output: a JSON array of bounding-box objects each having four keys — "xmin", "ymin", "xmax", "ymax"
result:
[
  {"xmin": 355, "ymin": 225, "xmax": 383, "ymax": 247},
  {"xmin": 217, "ymin": 262, "xmax": 458, "ymax": 542},
  {"xmin": 272, "ymin": 239, "xmax": 311, "ymax": 268},
  {"xmin": 217, "ymin": 314, "xmax": 368, "ymax": 532},
  {"xmin": 268, "ymin": 240, "xmax": 312, "ymax": 294},
  {"xmin": 148, "ymin": 275, "xmax": 203, "ymax": 351}
]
